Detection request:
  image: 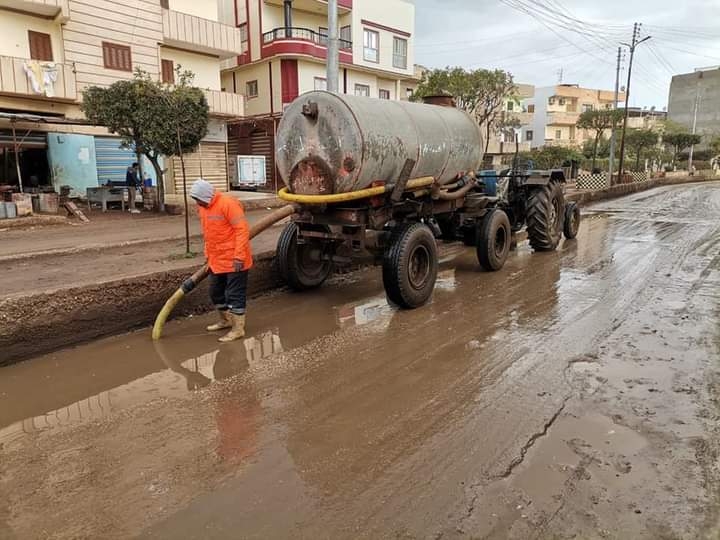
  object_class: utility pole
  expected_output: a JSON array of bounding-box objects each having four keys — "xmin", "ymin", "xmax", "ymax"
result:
[
  {"xmin": 327, "ymin": 0, "xmax": 339, "ymax": 92},
  {"xmin": 618, "ymin": 22, "xmax": 651, "ymax": 179},
  {"xmin": 688, "ymin": 82, "xmax": 701, "ymax": 172},
  {"xmin": 608, "ymin": 46, "xmax": 622, "ymax": 186}
]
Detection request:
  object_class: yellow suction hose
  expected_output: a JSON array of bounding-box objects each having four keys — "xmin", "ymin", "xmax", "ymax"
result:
[
  {"xmin": 151, "ymin": 203, "xmax": 299, "ymax": 340},
  {"xmin": 277, "ymin": 176, "xmax": 435, "ymax": 204}
]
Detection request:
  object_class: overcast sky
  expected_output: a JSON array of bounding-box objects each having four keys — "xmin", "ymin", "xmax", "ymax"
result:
[{"xmin": 413, "ymin": 0, "xmax": 720, "ymax": 109}]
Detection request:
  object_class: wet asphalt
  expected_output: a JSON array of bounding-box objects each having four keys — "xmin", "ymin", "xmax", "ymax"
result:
[{"xmin": 1, "ymin": 181, "xmax": 719, "ymax": 539}]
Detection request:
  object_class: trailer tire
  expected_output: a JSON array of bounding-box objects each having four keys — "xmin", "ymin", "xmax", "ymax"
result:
[
  {"xmin": 527, "ymin": 180, "xmax": 564, "ymax": 251},
  {"xmin": 276, "ymin": 222, "xmax": 332, "ymax": 291},
  {"xmin": 563, "ymin": 202, "xmax": 581, "ymax": 239},
  {"xmin": 477, "ymin": 209, "xmax": 511, "ymax": 271},
  {"xmin": 382, "ymin": 222, "xmax": 438, "ymax": 309}
]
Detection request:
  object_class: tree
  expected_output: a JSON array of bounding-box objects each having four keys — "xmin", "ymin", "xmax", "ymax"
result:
[
  {"xmin": 517, "ymin": 146, "xmax": 583, "ymax": 169},
  {"xmin": 625, "ymin": 129, "xmax": 659, "ymax": 171},
  {"xmin": 411, "ymin": 67, "xmax": 517, "ymax": 153},
  {"xmin": 82, "ymin": 68, "xmax": 209, "ymax": 213},
  {"xmin": 663, "ymin": 132, "xmax": 702, "ymax": 166},
  {"xmin": 576, "ymin": 108, "xmax": 624, "ymax": 170}
]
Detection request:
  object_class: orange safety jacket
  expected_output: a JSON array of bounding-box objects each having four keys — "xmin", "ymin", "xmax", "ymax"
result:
[{"xmin": 198, "ymin": 192, "xmax": 253, "ymax": 274}]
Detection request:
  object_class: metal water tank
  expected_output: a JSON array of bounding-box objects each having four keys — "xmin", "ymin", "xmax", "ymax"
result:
[{"xmin": 276, "ymin": 91, "xmax": 484, "ymax": 195}]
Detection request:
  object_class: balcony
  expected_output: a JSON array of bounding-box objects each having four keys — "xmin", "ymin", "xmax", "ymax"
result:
[
  {"xmin": 162, "ymin": 9, "xmax": 246, "ymax": 59},
  {"xmin": 508, "ymin": 111, "xmax": 533, "ymax": 125},
  {"xmin": 486, "ymin": 140, "xmax": 531, "ymax": 154},
  {"xmin": 547, "ymin": 111, "xmax": 580, "ymax": 125},
  {"xmin": 261, "ymin": 27, "xmax": 352, "ymax": 63},
  {"xmin": 203, "ymin": 89, "xmax": 244, "ymax": 118},
  {"xmin": 0, "ymin": 56, "xmax": 77, "ymax": 102},
  {"xmin": 0, "ymin": 0, "xmax": 69, "ymax": 21}
]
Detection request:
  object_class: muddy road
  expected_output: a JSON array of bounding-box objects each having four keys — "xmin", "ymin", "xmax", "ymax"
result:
[{"xmin": 1, "ymin": 181, "xmax": 719, "ymax": 539}]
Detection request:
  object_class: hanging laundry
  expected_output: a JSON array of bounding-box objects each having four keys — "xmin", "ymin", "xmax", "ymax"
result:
[{"xmin": 23, "ymin": 61, "xmax": 58, "ymax": 97}]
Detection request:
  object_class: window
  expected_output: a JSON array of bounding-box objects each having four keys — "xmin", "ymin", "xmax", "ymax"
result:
[
  {"xmin": 102, "ymin": 42, "xmax": 132, "ymax": 71},
  {"xmin": 379, "ymin": 89, "xmax": 390, "ymax": 99},
  {"xmin": 527, "ymin": 104, "xmax": 535, "ymax": 113},
  {"xmin": 363, "ymin": 29, "xmax": 379, "ymax": 62},
  {"xmin": 319, "ymin": 26, "xmax": 328, "ymax": 46},
  {"xmin": 406, "ymin": 87, "xmax": 413, "ymax": 99},
  {"xmin": 161, "ymin": 59, "xmax": 174, "ymax": 84},
  {"xmin": 28, "ymin": 31, "xmax": 53, "ymax": 61},
  {"xmin": 340, "ymin": 25, "xmax": 351, "ymax": 45},
  {"xmin": 548, "ymin": 97, "xmax": 555, "ymax": 105},
  {"xmin": 555, "ymin": 129, "xmax": 562, "ymax": 140},
  {"xmin": 526, "ymin": 130, "xmax": 533, "ymax": 142},
  {"xmin": 392, "ymin": 37, "xmax": 407, "ymax": 69},
  {"xmin": 314, "ymin": 77, "xmax": 327, "ymax": 91},
  {"xmin": 507, "ymin": 101, "xmax": 514, "ymax": 112},
  {"xmin": 558, "ymin": 98, "xmax": 566, "ymax": 106},
  {"xmin": 605, "ymin": 103, "xmax": 612, "ymax": 109},
  {"xmin": 246, "ymin": 80, "xmax": 258, "ymax": 98},
  {"xmin": 582, "ymin": 103, "xmax": 593, "ymax": 113},
  {"xmin": 354, "ymin": 84, "xmax": 370, "ymax": 97}
]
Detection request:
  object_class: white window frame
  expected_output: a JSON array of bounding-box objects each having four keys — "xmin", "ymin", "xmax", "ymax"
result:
[
  {"xmin": 526, "ymin": 130, "xmax": 533, "ymax": 142},
  {"xmin": 354, "ymin": 84, "xmax": 370, "ymax": 97},
  {"xmin": 555, "ymin": 129, "xmax": 562, "ymax": 140},
  {"xmin": 379, "ymin": 88, "xmax": 390, "ymax": 99},
  {"xmin": 363, "ymin": 29, "xmax": 379, "ymax": 63},
  {"xmin": 314, "ymin": 77, "xmax": 327, "ymax": 91},
  {"xmin": 246, "ymin": 80, "xmax": 258, "ymax": 98},
  {"xmin": 392, "ymin": 37, "xmax": 407, "ymax": 69}
]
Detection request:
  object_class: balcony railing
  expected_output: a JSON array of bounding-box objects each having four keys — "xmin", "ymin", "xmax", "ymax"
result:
[
  {"xmin": 262, "ymin": 27, "xmax": 352, "ymax": 50},
  {"xmin": 162, "ymin": 9, "xmax": 246, "ymax": 58},
  {"xmin": 0, "ymin": 56, "xmax": 77, "ymax": 102},
  {"xmin": 547, "ymin": 111, "xmax": 580, "ymax": 125},
  {"xmin": 203, "ymin": 89, "xmax": 244, "ymax": 118}
]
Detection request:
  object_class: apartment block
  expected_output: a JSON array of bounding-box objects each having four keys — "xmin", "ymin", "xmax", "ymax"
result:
[
  {"xmin": 668, "ymin": 67, "xmax": 720, "ymax": 146},
  {"xmin": 220, "ymin": 0, "xmax": 416, "ymax": 191},
  {"xmin": 525, "ymin": 84, "xmax": 623, "ymax": 149},
  {"xmin": 0, "ymin": 0, "xmax": 246, "ymax": 196}
]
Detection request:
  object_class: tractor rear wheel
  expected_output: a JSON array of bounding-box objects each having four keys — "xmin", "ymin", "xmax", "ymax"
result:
[
  {"xmin": 526, "ymin": 181, "xmax": 564, "ymax": 251},
  {"xmin": 276, "ymin": 222, "xmax": 332, "ymax": 290},
  {"xmin": 476, "ymin": 209, "xmax": 511, "ymax": 271},
  {"xmin": 382, "ymin": 222, "xmax": 438, "ymax": 309}
]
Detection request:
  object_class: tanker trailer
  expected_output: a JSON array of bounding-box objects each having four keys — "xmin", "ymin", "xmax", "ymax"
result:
[{"xmin": 275, "ymin": 91, "xmax": 580, "ymax": 308}]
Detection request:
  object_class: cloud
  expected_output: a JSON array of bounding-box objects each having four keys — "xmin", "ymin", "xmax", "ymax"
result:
[{"xmin": 414, "ymin": 0, "xmax": 720, "ymax": 108}]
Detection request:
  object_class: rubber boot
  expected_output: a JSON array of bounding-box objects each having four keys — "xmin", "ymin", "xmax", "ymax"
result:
[
  {"xmin": 206, "ymin": 310, "xmax": 232, "ymax": 332},
  {"xmin": 218, "ymin": 313, "xmax": 246, "ymax": 342}
]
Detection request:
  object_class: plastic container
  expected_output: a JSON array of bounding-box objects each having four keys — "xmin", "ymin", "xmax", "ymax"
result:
[{"xmin": 478, "ymin": 170, "xmax": 498, "ymax": 196}]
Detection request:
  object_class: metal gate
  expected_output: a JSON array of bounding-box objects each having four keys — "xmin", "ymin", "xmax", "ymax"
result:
[
  {"xmin": 172, "ymin": 142, "xmax": 228, "ymax": 194},
  {"xmin": 95, "ymin": 137, "xmax": 135, "ymax": 185}
]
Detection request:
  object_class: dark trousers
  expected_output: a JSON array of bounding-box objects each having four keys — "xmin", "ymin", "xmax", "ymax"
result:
[{"xmin": 209, "ymin": 270, "xmax": 249, "ymax": 315}]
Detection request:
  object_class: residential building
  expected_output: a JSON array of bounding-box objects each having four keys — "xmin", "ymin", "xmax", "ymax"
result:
[
  {"xmin": 399, "ymin": 64, "xmax": 427, "ymax": 101},
  {"xmin": 0, "ymin": 0, "xmax": 245, "ymax": 196},
  {"xmin": 626, "ymin": 107, "xmax": 667, "ymax": 130},
  {"xmin": 668, "ymin": 67, "xmax": 720, "ymax": 145},
  {"xmin": 483, "ymin": 83, "xmax": 534, "ymax": 167},
  {"xmin": 525, "ymin": 84, "xmax": 623, "ymax": 149},
  {"xmin": 221, "ymin": 0, "xmax": 415, "ymax": 191}
]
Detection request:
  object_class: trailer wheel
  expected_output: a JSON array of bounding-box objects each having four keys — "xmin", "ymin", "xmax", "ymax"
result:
[
  {"xmin": 526, "ymin": 181, "xmax": 564, "ymax": 251},
  {"xmin": 276, "ymin": 222, "xmax": 332, "ymax": 291},
  {"xmin": 563, "ymin": 202, "xmax": 581, "ymax": 239},
  {"xmin": 382, "ymin": 222, "xmax": 438, "ymax": 309},
  {"xmin": 477, "ymin": 209, "xmax": 511, "ymax": 271}
]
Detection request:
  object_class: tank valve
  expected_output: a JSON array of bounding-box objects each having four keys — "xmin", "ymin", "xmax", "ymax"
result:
[{"xmin": 302, "ymin": 101, "xmax": 319, "ymax": 119}]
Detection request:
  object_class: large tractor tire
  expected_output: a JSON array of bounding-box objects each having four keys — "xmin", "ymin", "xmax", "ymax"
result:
[
  {"xmin": 276, "ymin": 222, "xmax": 332, "ymax": 290},
  {"xmin": 382, "ymin": 222, "xmax": 439, "ymax": 309},
  {"xmin": 476, "ymin": 209, "xmax": 511, "ymax": 271},
  {"xmin": 526, "ymin": 181, "xmax": 565, "ymax": 251},
  {"xmin": 563, "ymin": 202, "xmax": 581, "ymax": 239}
]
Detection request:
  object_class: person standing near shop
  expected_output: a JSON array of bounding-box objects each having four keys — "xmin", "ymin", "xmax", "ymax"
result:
[
  {"xmin": 125, "ymin": 162, "xmax": 141, "ymax": 214},
  {"xmin": 190, "ymin": 178, "xmax": 252, "ymax": 342}
]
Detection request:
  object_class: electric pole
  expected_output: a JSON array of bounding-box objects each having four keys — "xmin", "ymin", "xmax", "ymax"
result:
[
  {"xmin": 618, "ymin": 22, "xmax": 651, "ymax": 179},
  {"xmin": 327, "ymin": 0, "xmax": 339, "ymax": 93},
  {"xmin": 688, "ymin": 82, "xmax": 701, "ymax": 172},
  {"xmin": 608, "ymin": 46, "xmax": 622, "ymax": 185}
]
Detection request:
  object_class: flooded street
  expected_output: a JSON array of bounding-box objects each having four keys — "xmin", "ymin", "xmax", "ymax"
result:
[{"xmin": 1, "ymin": 182, "xmax": 719, "ymax": 539}]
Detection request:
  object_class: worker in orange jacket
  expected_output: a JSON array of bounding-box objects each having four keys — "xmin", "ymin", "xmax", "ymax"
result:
[{"xmin": 190, "ymin": 179, "xmax": 253, "ymax": 342}]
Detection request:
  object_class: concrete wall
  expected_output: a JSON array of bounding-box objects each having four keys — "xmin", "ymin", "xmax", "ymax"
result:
[
  {"xmin": 668, "ymin": 69, "xmax": 720, "ymax": 143},
  {"xmin": 0, "ymin": 10, "xmax": 65, "ymax": 63},
  {"xmin": 160, "ymin": 48, "xmax": 221, "ymax": 90},
  {"xmin": 232, "ymin": 61, "xmax": 271, "ymax": 116},
  {"xmin": 168, "ymin": 0, "xmax": 218, "ymax": 21}
]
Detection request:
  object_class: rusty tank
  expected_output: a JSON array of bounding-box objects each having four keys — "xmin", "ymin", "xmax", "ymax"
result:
[{"xmin": 275, "ymin": 91, "xmax": 484, "ymax": 195}]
